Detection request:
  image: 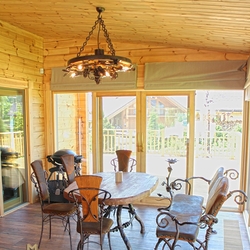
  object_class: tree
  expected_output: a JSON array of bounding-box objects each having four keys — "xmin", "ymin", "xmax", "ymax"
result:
[
  {"xmin": 0, "ymin": 96, "xmax": 23, "ymax": 132},
  {"xmin": 0, "ymin": 118, "xmax": 7, "ymax": 132},
  {"xmin": 147, "ymin": 109, "xmax": 165, "ymax": 150}
]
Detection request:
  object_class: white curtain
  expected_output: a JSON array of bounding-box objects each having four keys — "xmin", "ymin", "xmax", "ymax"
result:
[
  {"xmin": 51, "ymin": 67, "xmax": 137, "ymax": 91},
  {"xmin": 145, "ymin": 60, "xmax": 246, "ymax": 90}
]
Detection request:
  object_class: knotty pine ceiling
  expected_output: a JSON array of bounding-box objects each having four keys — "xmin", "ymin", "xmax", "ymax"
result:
[{"xmin": 1, "ymin": 0, "xmax": 250, "ymax": 54}]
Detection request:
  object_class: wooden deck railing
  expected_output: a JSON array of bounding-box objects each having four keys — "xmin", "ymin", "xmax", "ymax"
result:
[
  {"xmin": 0, "ymin": 129, "xmax": 241, "ymax": 159},
  {"xmin": 102, "ymin": 129, "xmax": 241, "ymax": 159},
  {"xmin": 0, "ymin": 132, "xmax": 24, "ymax": 156}
]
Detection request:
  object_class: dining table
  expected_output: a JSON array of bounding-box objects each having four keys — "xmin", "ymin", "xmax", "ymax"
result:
[{"xmin": 64, "ymin": 171, "xmax": 159, "ymax": 250}]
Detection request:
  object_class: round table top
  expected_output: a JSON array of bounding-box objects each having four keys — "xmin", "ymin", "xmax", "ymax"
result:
[{"xmin": 64, "ymin": 172, "xmax": 159, "ymax": 205}]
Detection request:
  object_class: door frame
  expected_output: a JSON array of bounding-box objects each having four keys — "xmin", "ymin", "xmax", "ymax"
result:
[
  {"xmin": 92, "ymin": 90, "xmax": 195, "ymax": 203},
  {"xmin": 0, "ymin": 86, "xmax": 28, "ymax": 215}
]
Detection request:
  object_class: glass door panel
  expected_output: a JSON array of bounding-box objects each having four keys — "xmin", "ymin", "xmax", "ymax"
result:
[
  {"xmin": 0, "ymin": 88, "xmax": 27, "ymax": 214},
  {"xmin": 145, "ymin": 95, "xmax": 189, "ymax": 198},
  {"xmin": 100, "ymin": 96, "xmax": 137, "ymax": 172},
  {"xmin": 194, "ymin": 90, "xmax": 243, "ymax": 209}
]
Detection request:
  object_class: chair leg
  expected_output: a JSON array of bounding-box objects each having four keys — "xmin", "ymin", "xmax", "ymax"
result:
[
  {"xmin": 107, "ymin": 232, "xmax": 112, "ymax": 250},
  {"xmin": 49, "ymin": 215, "xmax": 52, "ymax": 239},
  {"xmin": 154, "ymin": 238, "xmax": 163, "ymax": 250},
  {"xmin": 155, "ymin": 238, "xmax": 177, "ymax": 250},
  {"xmin": 100, "ymin": 234, "xmax": 105, "ymax": 250},
  {"xmin": 67, "ymin": 217, "xmax": 72, "ymax": 250},
  {"xmin": 203, "ymin": 225, "xmax": 214, "ymax": 250},
  {"xmin": 38, "ymin": 215, "xmax": 45, "ymax": 248},
  {"xmin": 77, "ymin": 240, "xmax": 82, "ymax": 250},
  {"xmin": 78, "ymin": 232, "xmax": 88, "ymax": 250},
  {"xmin": 64, "ymin": 220, "xmax": 68, "ymax": 232}
]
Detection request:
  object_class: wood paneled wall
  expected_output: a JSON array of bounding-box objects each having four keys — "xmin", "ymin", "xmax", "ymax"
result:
[
  {"xmin": 54, "ymin": 92, "xmax": 87, "ymax": 175},
  {"xmin": 0, "ymin": 20, "xmax": 45, "ymax": 168}
]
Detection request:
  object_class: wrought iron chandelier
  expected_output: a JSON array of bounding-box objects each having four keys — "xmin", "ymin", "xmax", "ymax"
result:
[{"xmin": 64, "ymin": 7, "xmax": 134, "ymax": 84}]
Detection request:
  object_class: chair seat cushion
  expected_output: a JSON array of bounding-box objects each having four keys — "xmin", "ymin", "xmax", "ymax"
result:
[
  {"xmin": 156, "ymin": 194, "xmax": 204, "ymax": 242},
  {"xmin": 77, "ymin": 217, "xmax": 113, "ymax": 234},
  {"xmin": 156, "ymin": 214, "xmax": 201, "ymax": 241},
  {"xmin": 43, "ymin": 203, "xmax": 76, "ymax": 215},
  {"xmin": 170, "ymin": 194, "xmax": 204, "ymax": 215}
]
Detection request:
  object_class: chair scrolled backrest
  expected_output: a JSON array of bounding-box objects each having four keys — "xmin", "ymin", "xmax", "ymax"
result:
[
  {"xmin": 74, "ymin": 175, "xmax": 103, "ymax": 221},
  {"xmin": 111, "ymin": 149, "xmax": 136, "ymax": 172},
  {"xmin": 205, "ymin": 176, "xmax": 229, "ymax": 216},
  {"xmin": 30, "ymin": 160, "xmax": 49, "ymax": 202},
  {"xmin": 60, "ymin": 154, "xmax": 76, "ymax": 185},
  {"xmin": 208, "ymin": 166, "xmax": 224, "ymax": 193},
  {"xmin": 70, "ymin": 187, "xmax": 111, "ymax": 222}
]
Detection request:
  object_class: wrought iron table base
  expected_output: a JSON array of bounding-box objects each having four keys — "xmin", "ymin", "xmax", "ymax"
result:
[{"xmin": 110, "ymin": 204, "xmax": 145, "ymax": 250}]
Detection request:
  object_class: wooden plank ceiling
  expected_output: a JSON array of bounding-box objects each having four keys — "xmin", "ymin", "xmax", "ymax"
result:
[{"xmin": 1, "ymin": 0, "xmax": 250, "ymax": 54}]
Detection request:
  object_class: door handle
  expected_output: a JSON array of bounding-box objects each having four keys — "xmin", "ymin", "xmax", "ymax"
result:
[{"xmin": 137, "ymin": 132, "xmax": 144, "ymax": 152}]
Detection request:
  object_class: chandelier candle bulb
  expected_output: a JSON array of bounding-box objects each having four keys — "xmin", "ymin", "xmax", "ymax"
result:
[{"xmin": 115, "ymin": 171, "xmax": 123, "ymax": 183}]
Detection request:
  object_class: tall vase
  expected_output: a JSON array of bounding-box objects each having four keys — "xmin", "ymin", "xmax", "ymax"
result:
[{"xmin": 115, "ymin": 150, "xmax": 132, "ymax": 172}]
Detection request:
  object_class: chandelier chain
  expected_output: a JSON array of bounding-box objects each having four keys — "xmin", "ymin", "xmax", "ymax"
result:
[
  {"xmin": 100, "ymin": 19, "xmax": 116, "ymax": 56},
  {"xmin": 77, "ymin": 19, "xmax": 100, "ymax": 57},
  {"xmin": 77, "ymin": 13, "xmax": 115, "ymax": 57}
]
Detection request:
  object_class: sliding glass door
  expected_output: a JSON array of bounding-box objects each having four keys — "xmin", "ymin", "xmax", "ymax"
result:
[
  {"xmin": 193, "ymin": 90, "xmax": 244, "ymax": 208},
  {"xmin": 53, "ymin": 89, "xmax": 244, "ymax": 210},
  {"xmin": 94, "ymin": 92, "xmax": 192, "ymax": 205},
  {"xmin": 144, "ymin": 94, "xmax": 190, "ymax": 199},
  {"xmin": 0, "ymin": 88, "xmax": 27, "ymax": 214},
  {"xmin": 96, "ymin": 94, "xmax": 137, "ymax": 172}
]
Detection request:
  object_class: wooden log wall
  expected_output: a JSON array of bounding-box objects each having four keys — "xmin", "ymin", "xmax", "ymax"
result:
[
  {"xmin": 0, "ymin": 20, "xmax": 45, "ymax": 168},
  {"xmin": 54, "ymin": 92, "xmax": 87, "ymax": 174}
]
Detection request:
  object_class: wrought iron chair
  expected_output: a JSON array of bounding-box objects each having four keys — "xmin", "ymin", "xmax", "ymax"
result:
[
  {"xmin": 168, "ymin": 167, "xmax": 239, "ymax": 210},
  {"xmin": 60, "ymin": 154, "xmax": 77, "ymax": 185},
  {"xmin": 30, "ymin": 160, "xmax": 76, "ymax": 249},
  {"xmin": 155, "ymin": 175, "xmax": 248, "ymax": 250},
  {"xmin": 110, "ymin": 150, "xmax": 137, "ymax": 226},
  {"xmin": 110, "ymin": 149, "xmax": 136, "ymax": 172},
  {"xmin": 69, "ymin": 175, "xmax": 113, "ymax": 250}
]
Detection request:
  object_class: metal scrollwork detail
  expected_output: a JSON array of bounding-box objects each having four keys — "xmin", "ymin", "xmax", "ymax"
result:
[
  {"xmin": 228, "ymin": 190, "xmax": 248, "ymax": 205},
  {"xmin": 156, "ymin": 212, "xmax": 174, "ymax": 228},
  {"xmin": 224, "ymin": 168, "xmax": 239, "ymax": 180},
  {"xmin": 170, "ymin": 179, "xmax": 184, "ymax": 191}
]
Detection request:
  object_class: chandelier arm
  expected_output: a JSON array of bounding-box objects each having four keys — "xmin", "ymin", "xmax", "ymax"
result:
[
  {"xmin": 77, "ymin": 18, "xmax": 100, "ymax": 57},
  {"xmin": 100, "ymin": 19, "xmax": 116, "ymax": 56}
]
